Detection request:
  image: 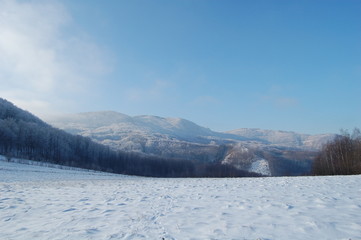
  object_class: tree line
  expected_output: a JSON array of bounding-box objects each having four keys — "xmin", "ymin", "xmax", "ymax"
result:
[
  {"xmin": 0, "ymin": 98, "xmax": 261, "ymax": 178},
  {"xmin": 312, "ymin": 129, "xmax": 361, "ymax": 175}
]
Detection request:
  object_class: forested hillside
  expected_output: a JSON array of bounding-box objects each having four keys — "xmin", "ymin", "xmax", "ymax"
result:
[
  {"xmin": 0, "ymin": 98, "xmax": 259, "ymax": 177},
  {"xmin": 48, "ymin": 111, "xmax": 337, "ymax": 176},
  {"xmin": 312, "ymin": 129, "xmax": 361, "ymax": 175}
]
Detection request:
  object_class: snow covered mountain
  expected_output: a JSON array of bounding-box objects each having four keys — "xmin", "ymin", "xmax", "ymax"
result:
[
  {"xmin": 48, "ymin": 111, "xmax": 336, "ymax": 176},
  {"xmin": 50, "ymin": 111, "xmax": 215, "ymax": 138},
  {"xmin": 227, "ymin": 128, "xmax": 335, "ymax": 150},
  {"xmin": 48, "ymin": 111, "xmax": 225, "ymax": 162}
]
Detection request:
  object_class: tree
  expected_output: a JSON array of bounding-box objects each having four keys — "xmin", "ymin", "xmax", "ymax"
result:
[
  {"xmin": 0, "ymin": 97, "xmax": 263, "ymax": 178},
  {"xmin": 312, "ymin": 128, "xmax": 361, "ymax": 175}
]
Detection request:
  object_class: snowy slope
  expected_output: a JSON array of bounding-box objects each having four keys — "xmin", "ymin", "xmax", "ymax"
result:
[
  {"xmin": 0, "ymin": 156, "xmax": 129, "ymax": 182},
  {"xmin": 49, "ymin": 111, "xmax": 215, "ymax": 139},
  {"xmin": 1, "ymin": 160, "xmax": 360, "ymax": 240},
  {"xmin": 249, "ymin": 158, "xmax": 271, "ymax": 176},
  {"xmin": 47, "ymin": 111, "xmax": 335, "ymax": 176},
  {"xmin": 227, "ymin": 128, "xmax": 336, "ymax": 149},
  {"xmin": 48, "ymin": 112, "xmax": 229, "ymax": 162},
  {"xmin": 48, "ymin": 112, "xmax": 335, "ymax": 150}
]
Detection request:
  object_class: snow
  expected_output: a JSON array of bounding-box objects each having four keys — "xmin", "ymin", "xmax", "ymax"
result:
[
  {"xmin": 249, "ymin": 158, "xmax": 271, "ymax": 176},
  {"xmin": 48, "ymin": 112, "xmax": 335, "ymax": 151},
  {"xmin": 48, "ymin": 111, "xmax": 214, "ymax": 141},
  {"xmin": 46, "ymin": 111, "xmax": 337, "ymax": 176},
  {"xmin": 0, "ymin": 156, "xmax": 130, "ymax": 182},
  {"xmin": 1, "ymin": 159, "xmax": 361, "ymax": 240},
  {"xmin": 227, "ymin": 128, "xmax": 335, "ymax": 149}
]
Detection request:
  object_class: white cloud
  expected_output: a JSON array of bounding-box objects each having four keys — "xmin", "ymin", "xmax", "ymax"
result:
[{"xmin": 0, "ymin": 0, "xmax": 110, "ymax": 116}]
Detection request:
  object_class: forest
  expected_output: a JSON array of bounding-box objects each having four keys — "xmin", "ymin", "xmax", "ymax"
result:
[
  {"xmin": 0, "ymin": 98, "xmax": 260, "ymax": 178},
  {"xmin": 312, "ymin": 129, "xmax": 361, "ymax": 175},
  {"xmin": 3, "ymin": 97, "xmax": 359, "ymax": 177}
]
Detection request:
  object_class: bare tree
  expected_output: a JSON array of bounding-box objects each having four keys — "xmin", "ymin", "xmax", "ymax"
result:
[{"xmin": 313, "ymin": 128, "xmax": 361, "ymax": 175}]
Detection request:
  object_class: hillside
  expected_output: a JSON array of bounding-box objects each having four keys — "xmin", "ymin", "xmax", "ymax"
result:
[
  {"xmin": 227, "ymin": 128, "xmax": 335, "ymax": 149},
  {"xmin": 0, "ymin": 98, "xmax": 128, "ymax": 174},
  {"xmin": 0, "ymin": 98, "xmax": 258, "ymax": 178},
  {"xmin": 0, "ymin": 97, "xmax": 336, "ymax": 176},
  {"xmin": 48, "ymin": 111, "xmax": 336, "ymax": 176}
]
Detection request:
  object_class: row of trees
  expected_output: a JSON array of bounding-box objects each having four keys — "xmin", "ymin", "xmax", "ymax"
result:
[
  {"xmin": 312, "ymin": 129, "xmax": 361, "ymax": 175},
  {"xmin": 0, "ymin": 98, "xmax": 260, "ymax": 178}
]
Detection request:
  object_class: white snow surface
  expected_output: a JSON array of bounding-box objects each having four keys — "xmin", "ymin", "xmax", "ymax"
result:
[
  {"xmin": 1, "ymin": 160, "xmax": 361, "ymax": 240},
  {"xmin": 249, "ymin": 159, "xmax": 271, "ymax": 176}
]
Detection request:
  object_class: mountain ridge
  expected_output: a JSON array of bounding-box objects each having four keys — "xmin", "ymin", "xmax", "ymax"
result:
[
  {"xmin": 1, "ymin": 98, "xmax": 259, "ymax": 178},
  {"xmin": 47, "ymin": 111, "xmax": 335, "ymax": 149},
  {"xmin": 47, "ymin": 111, "xmax": 336, "ymax": 176}
]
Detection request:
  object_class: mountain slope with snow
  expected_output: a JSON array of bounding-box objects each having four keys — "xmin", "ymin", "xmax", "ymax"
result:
[
  {"xmin": 47, "ymin": 111, "xmax": 336, "ymax": 176},
  {"xmin": 227, "ymin": 128, "xmax": 335, "ymax": 150},
  {"xmin": 50, "ymin": 112, "xmax": 215, "ymax": 139},
  {"xmin": 49, "ymin": 112, "xmax": 228, "ymax": 162}
]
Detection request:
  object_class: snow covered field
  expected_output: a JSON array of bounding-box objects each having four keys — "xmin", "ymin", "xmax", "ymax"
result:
[{"xmin": 1, "ymin": 159, "xmax": 360, "ymax": 240}]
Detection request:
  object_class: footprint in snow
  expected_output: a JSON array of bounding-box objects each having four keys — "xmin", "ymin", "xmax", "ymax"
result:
[
  {"xmin": 63, "ymin": 208, "xmax": 76, "ymax": 212},
  {"xmin": 86, "ymin": 228, "xmax": 99, "ymax": 234}
]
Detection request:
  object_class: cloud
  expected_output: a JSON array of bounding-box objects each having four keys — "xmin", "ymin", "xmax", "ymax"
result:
[{"xmin": 0, "ymin": 0, "xmax": 110, "ymax": 117}]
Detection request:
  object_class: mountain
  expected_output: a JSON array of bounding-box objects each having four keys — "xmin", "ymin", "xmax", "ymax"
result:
[
  {"xmin": 0, "ymin": 98, "xmax": 259, "ymax": 178},
  {"xmin": 0, "ymin": 98, "xmax": 47, "ymax": 126},
  {"xmin": 227, "ymin": 128, "xmax": 335, "ymax": 150},
  {"xmin": 0, "ymin": 99, "xmax": 127, "ymax": 173},
  {"xmin": 47, "ymin": 111, "xmax": 336, "ymax": 176},
  {"xmin": 50, "ymin": 111, "xmax": 215, "ymax": 140},
  {"xmin": 48, "ymin": 112, "xmax": 226, "ymax": 163}
]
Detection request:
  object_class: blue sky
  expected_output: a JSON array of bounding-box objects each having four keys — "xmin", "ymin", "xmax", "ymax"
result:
[{"xmin": 0, "ymin": 0, "xmax": 360, "ymax": 134}]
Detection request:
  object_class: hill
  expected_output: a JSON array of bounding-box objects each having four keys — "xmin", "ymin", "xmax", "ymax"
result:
[
  {"xmin": 48, "ymin": 111, "xmax": 336, "ymax": 176},
  {"xmin": 0, "ymin": 98, "xmax": 259, "ymax": 177}
]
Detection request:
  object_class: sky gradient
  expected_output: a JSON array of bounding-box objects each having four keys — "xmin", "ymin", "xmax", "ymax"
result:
[{"xmin": 0, "ymin": 0, "xmax": 360, "ymax": 134}]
